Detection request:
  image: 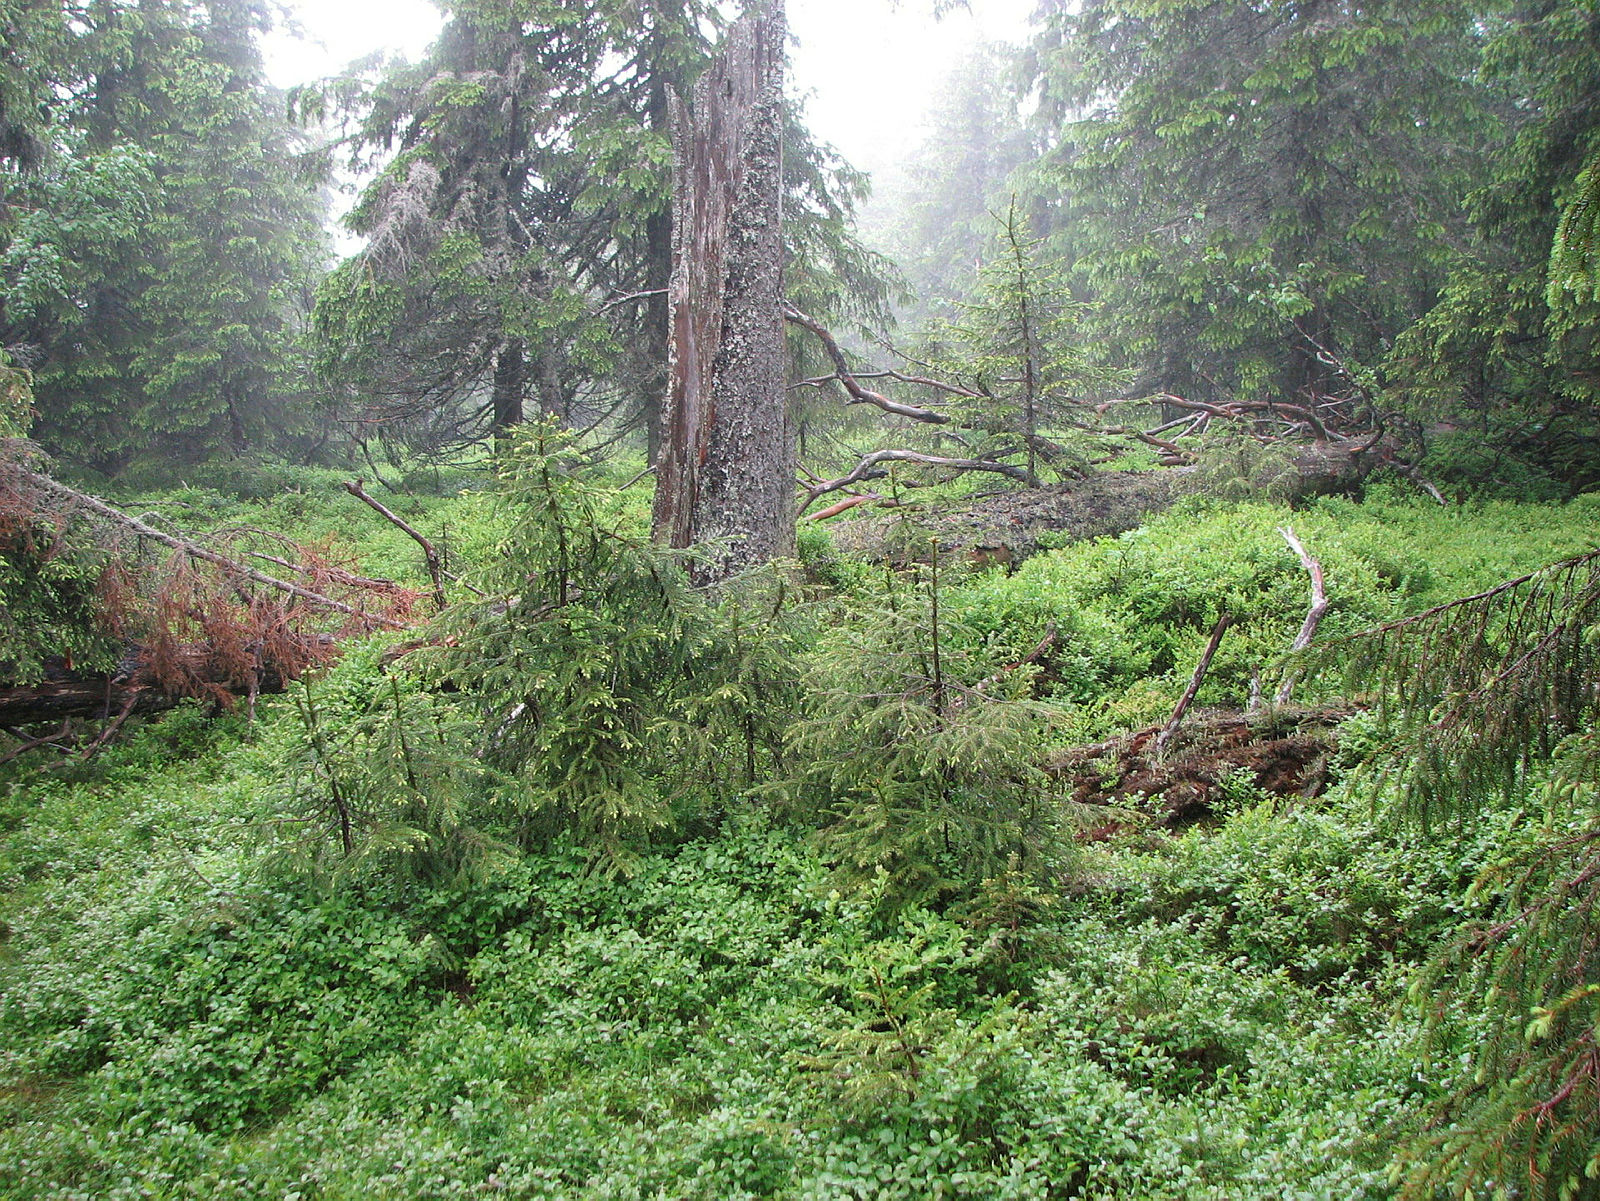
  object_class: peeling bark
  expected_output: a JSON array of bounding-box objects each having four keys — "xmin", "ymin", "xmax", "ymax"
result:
[{"xmin": 651, "ymin": 1, "xmax": 790, "ymax": 580}]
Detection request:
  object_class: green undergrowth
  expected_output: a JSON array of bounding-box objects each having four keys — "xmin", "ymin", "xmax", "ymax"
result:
[
  {"xmin": 921, "ymin": 489, "xmax": 1600, "ymax": 737},
  {"xmin": 0, "ymin": 694, "xmax": 1515, "ymax": 1197},
  {"xmin": 2, "ymin": 481, "xmax": 1597, "ymax": 1197}
]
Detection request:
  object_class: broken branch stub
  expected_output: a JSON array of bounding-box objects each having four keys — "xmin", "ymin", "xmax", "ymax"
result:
[{"xmin": 651, "ymin": 1, "xmax": 791, "ymax": 580}]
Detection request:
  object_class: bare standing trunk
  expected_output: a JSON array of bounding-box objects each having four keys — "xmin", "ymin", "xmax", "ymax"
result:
[
  {"xmin": 651, "ymin": 1, "xmax": 791, "ymax": 580},
  {"xmin": 642, "ymin": 66, "xmax": 674, "ymax": 466}
]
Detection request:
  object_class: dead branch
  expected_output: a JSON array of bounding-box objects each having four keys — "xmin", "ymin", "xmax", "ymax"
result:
[
  {"xmin": 1272, "ymin": 525, "xmax": 1329, "ymax": 707},
  {"xmin": 1279, "ymin": 527, "xmax": 1329, "ymax": 656},
  {"xmin": 808, "ymin": 494, "xmax": 881, "ymax": 521},
  {"xmin": 618, "ymin": 464, "xmax": 657, "ymax": 491},
  {"xmin": 244, "ymin": 550, "xmax": 398, "ymax": 593},
  {"xmin": 965, "ymin": 623, "xmax": 1058, "ymax": 703},
  {"xmin": 17, "ymin": 466, "xmax": 404, "ymax": 629},
  {"xmin": 799, "ymin": 450, "xmax": 1037, "ymax": 514},
  {"xmin": 1155, "ymin": 612, "xmax": 1233, "ymax": 754},
  {"xmin": 0, "ymin": 720, "xmax": 74, "ymax": 765},
  {"xmin": 792, "ymin": 368, "xmax": 983, "ymax": 401},
  {"xmin": 783, "ymin": 304, "xmax": 952, "ymax": 424},
  {"xmin": 344, "ymin": 478, "xmax": 447, "ymax": 609},
  {"xmin": 594, "ymin": 287, "xmax": 667, "ymax": 316},
  {"xmin": 1392, "ymin": 460, "xmax": 1448, "ymax": 505},
  {"xmin": 78, "ymin": 692, "xmax": 138, "ymax": 761}
]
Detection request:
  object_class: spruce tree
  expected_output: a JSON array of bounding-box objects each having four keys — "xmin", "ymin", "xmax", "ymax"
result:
[
  {"xmin": 1023, "ymin": 0, "xmax": 1488, "ymax": 410},
  {"xmin": 0, "ymin": 0, "xmax": 328, "ymax": 473}
]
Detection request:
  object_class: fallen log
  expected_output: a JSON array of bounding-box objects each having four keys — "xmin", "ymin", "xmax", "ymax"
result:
[{"xmin": 0, "ymin": 639, "xmax": 326, "ymax": 728}]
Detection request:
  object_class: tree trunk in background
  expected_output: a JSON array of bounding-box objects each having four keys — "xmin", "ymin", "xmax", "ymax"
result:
[
  {"xmin": 651, "ymin": 1, "xmax": 791, "ymax": 580},
  {"xmin": 492, "ymin": 339, "xmax": 526, "ymax": 432},
  {"xmin": 642, "ymin": 52, "xmax": 675, "ymax": 467}
]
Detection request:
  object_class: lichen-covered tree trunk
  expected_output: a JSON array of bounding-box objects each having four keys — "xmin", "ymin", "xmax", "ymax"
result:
[{"xmin": 651, "ymin": 1, "xmax": 791, "ymax": 580}]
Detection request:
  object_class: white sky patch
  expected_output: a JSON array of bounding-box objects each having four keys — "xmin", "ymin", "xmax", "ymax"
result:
[
  {"xmin": 788, "ymin": 0, "xmax": 1035, "ymax": 177},
  {"xmin": 263, "ymin": 0, "xmax": 1036, "ymax": 184},
  {"xmin": 261, "ymin": 1, "xmax": 443, "ymax": 89}
]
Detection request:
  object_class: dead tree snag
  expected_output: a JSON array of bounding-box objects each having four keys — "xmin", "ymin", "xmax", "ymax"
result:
[{"xmin": 651, "ymin": 1, "xmax": 791, "ymax": 580}]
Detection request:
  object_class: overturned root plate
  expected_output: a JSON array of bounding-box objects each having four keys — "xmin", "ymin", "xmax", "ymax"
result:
[{"xmin": 1053, "ymin": 704, "xmax": 1359, "ymax": 831}]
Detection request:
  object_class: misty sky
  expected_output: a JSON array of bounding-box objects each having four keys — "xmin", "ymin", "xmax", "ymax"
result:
[{"xmin": 260, "ymin": 0, "xmax": 1036, "ymax": 179}]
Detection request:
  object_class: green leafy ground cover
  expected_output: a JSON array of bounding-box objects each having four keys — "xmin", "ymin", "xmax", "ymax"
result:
[{"xmin": 2, "ymin": 475, "xmax": 1597, "ymax": 1198}]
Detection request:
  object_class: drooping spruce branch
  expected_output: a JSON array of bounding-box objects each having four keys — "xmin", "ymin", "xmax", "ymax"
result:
[
  {"xmin": 1392, "ymin": 765, "xmax": 1600, "ymax": 1201},
  {"xmin": 1306, "ymin": 547, "xmax": 1600, "ymax": 829},
  {"xmin": 1304, "ymin": 551, "xmax": 1600, "ymax": 1199}
]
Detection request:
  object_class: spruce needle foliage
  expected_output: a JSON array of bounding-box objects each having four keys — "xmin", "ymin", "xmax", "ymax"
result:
[
  {"xmin": 1393, "ymin": 762, "xmax": 1600, "ymax": 1201},
  {"xmin": 781, "ymin": 556, "xmax": 1064, "ymax": 905},
  {"xmin": 425, "ymin": 424, "xmax": 798, "ymax": 867},
  {"xmin": 1550, "ymin": 153, "xmax": 1600, "ymax": 308},
  {"xmin": 273, "ymin": 669, "xmax": 515, "ymax": 891},
  {"xmin": 1312, "ymin": 547, "xmax": 1600, "ymax": 831},
  {"xmin": 1307, "ymin": 550, "xmax": 1600, "ymax": 1199}
]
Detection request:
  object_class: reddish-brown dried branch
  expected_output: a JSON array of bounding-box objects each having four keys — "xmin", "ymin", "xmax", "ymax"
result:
[
  {"xmin": 17, "ymin": 466, "xmax": 404, "ymax": 628},
  {"xmin": 807, "ymin": 493, "xmax": 881, "ymax": 521}
]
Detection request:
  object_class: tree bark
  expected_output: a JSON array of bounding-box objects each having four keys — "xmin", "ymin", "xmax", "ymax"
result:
[
  {"xmin": 642, "ymin": 64, "xmax": 675, "ymax": 466},
  {"xmin": 651, "ymin": 1, "xmax": 791, "ymax": 580},
  {"xmin": 492, "ymin": 339, "xmax": 526, "ymax": 432}
]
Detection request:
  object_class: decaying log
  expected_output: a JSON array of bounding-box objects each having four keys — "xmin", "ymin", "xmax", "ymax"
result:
[
  {"xmin": 1, "ymin": 453, "xmax": 419, "ymax": 753},
  {"xmin": 0, "ymin": 639, "xmax": 327, "ymax": 728},
  {"xmin": 651, "ymin": 1, "xmax": 792, "ymax": 580}
]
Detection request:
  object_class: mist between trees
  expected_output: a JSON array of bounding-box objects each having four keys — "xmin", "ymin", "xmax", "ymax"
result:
[{"xmin": 1, "ymin": 1, "xmax": 1599, "ymax": 1198}]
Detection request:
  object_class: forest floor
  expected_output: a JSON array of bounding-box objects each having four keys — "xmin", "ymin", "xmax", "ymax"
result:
[{"xmin": 1, "ymin": 471, "xmax": 1597, "ymax": 1198}]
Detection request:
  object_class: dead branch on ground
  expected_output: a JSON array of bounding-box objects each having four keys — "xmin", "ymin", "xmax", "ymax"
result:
[{"xmin": 1155, "ymin": 612, "xmax": 1234, "ymax": 755}]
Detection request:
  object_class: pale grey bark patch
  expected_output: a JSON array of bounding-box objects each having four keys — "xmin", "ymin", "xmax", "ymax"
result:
[{"xmin": 651, "ymin": 1, "xmax": 791, "ymax": 580}]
